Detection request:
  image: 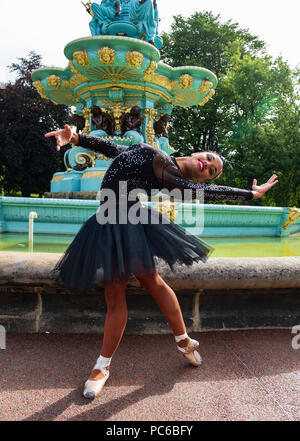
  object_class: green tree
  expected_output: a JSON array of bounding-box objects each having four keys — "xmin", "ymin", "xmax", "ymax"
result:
[
  {"xmin": 161, "ymin": 12, "xmax": 300, "ymax": 206},
  {"xmin": 0, "ymin": 51, "xmax": 72, "ymax": 197}
]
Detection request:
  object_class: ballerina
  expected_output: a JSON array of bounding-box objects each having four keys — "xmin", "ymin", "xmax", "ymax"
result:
[{"xmin": 45, "ymin": 125, "xmax": 278, "ymax": 399}]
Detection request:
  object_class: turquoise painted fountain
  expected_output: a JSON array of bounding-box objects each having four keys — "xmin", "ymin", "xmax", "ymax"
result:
[
  {"xmin": 31, "ymin": 0, "xmax": 217, "ymax": 197},
  {"xmin": 0, "ymin": 0, "xmax": 300, "ymax": 251}
]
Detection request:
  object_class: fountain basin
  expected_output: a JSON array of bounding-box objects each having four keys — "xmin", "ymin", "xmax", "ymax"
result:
[{"xmin": 0, "ymin": 196, "xmax": 299, "ymax": 237}]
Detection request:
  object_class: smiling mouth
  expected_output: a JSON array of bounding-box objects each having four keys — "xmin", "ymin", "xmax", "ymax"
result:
[{"xmin": 198, "ymin": 160, "xmax": 205, "ymax": 171}]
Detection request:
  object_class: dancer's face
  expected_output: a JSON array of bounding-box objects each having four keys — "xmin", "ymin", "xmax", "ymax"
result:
[{"xmin": 187, "ymin": 152, "xmax": 223, "ymax": 183}]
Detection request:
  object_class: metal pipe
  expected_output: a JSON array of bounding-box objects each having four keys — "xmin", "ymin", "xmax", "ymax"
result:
[{"xmin": 28, "ymin": 212, "xmax": 38, "ymax": 253}]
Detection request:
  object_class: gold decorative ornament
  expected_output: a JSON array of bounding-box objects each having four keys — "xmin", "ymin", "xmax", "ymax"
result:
[
  {"xmin": 73, "ymin": 51, "xmax": 91, "ymax": 67},
  {"xmin": 157, "ymin": 201, "xmax": 176, "ymax": 222},
  {"xmin": 32, "ymin": 81, "xmax": 48, "ymax": 99},
  {"xmin": 48, "ymin": 90, "xmax": 74, "ymax": 105},
  {"xmin": 75, "ymin": 151, "xmax": 96, "ymax": 169},
  {"xmin": 82, "ymin": 107, "xmax": 92, "ymax": 134},
  {"xmin": 76, "ymin": 83, "xmax": 173, "ymax": 104},
  {"xmin": 108, "ymin": 102, "xmax": 130, "ymax": 132},
  {"xmin": 82, "ymin": 171, "xmax": 107, "ymax": 179},
  {"xmin": 68, "ymin": 60, "xmax": 80, "ymax": 74},
  {"xmin": 62, "ymin": 73, "xmax": 89, "ymax": 90},
  {"xmin": 282, "ymin": 207, "xmax": 300, "ymax": 229},
  {"xmin": 84, "ymin": 65, "xmax": 142, "ymax": 82},
  {"xmin": 126, "ymin": 51, "xmax": 144, "ymax": 68},
  {"xmin": 144, "ymin": 108, "xmax": 157, "ymax": 145},
  {"xmin": 143, "ymin": 71, "xmax": 173, "ymax": 92},
  {"xmin": 174, "ymin": 90, "xmax": 200, "ymax": 106},
  {"xmin": 47, "ymin": 75, "xmax": 61, "ymax": 89},
  {"xmin": 51, "ymin": 175, "xmax": 65, "ymax": 182},
  {"xmin": 144, "ymin": 61, "xmax": 158, "ymax": 76},
  {"xmin": 171, "ymin": 80, "xmax": 180, "ymax": 92},
  {"xmin": 179, "ymin": 74, "xmax": 194, "ymax": 89},
  {"xmin": 199, "ymin": 80, "xmax": 213, "ymax": 94},
  {"xmin": 199, "ymin": 89, "xmax": 215, "ymax": 106},
  {"xmin": 98, "ymin": 47, "xmax": 116, "ymax": 65}
]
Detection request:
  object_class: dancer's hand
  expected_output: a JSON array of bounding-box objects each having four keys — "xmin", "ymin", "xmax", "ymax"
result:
[
  {"xmin": 252, "ymin": 175, "xmax": 279, "ymax": 199},
  {"xmin": 44, "ymin": 124, "xmax": 78, "ymax": 151}
]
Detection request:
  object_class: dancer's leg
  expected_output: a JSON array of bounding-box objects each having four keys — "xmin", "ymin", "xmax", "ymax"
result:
[
  {"xmin": 135, "ymin": 268, "xmax": 201, "ymax": 366},
  {"xmin": 88, "ymin": 281, "xmax": 127, "ymax": 379},
  {"xmin": 100, "ymin": 281, "xmax": 128, "ymax": 358},
  {"xmin": 135, "ymin": 267, "xmax": 185, "ymax": 336},
  {"xmin": 83, "ymin": 281, "xmax": 128, "ymax": 398}
]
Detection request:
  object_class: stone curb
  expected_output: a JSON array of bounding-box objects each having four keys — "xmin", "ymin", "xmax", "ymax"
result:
[{"xmin": 0, "ymin": 252, "xmax": 300, "ymax": 334}]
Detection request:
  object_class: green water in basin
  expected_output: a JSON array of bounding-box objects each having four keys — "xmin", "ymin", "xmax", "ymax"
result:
[{"xmin": 0, "ymin": 233, "xmax": 300, "ymax": 257}]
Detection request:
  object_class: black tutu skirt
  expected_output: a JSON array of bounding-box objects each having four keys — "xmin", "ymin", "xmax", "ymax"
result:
[{"xmin": 52, "ymin": 203, "xmax": 214, "ymax": 294}]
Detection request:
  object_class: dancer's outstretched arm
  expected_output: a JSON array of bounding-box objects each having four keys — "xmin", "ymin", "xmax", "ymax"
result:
[
  {"xmin": 45, "ymin": 124, "xmax": 128, "ymax": 159},
  {"xmin": 158, "ymin": 162, "xmax": 278, "ymax": 202}
]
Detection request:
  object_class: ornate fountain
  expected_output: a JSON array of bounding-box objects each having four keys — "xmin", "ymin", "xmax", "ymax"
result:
[{"xmin": 31, "ymin": 0, "xmax": 217, "ymax": 199}]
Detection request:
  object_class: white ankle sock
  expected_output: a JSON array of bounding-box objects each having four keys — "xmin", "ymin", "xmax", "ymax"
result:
[{"xmin": 93, "ymin": 355, "xmax": 111, "ymax": 375}]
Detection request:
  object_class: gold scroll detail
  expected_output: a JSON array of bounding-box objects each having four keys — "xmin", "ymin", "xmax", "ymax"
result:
[
  {"xmin": 144, "ymin": 61, "xmax": 158, "ymax": 75},
  {"xmin": 75, "ymin": 152, "xmax": 96, "ymax": 168},
  {"xmin": 82, "ymin": 107, "xmax": 92, "ymax": 134},
  {"xmin": 282, "ymin": 207, "xmax": 300, "ymax": 229},
  {"xmin": 98, "ymin": 47, "xmax": 116, "ymax": 65},
  {"xmin": 199, "ymin": 89, "xmax": 215, "ymax": 106},
  {"xmin": 198, "ymin": 80, "xmax": 213, "ymax": 94},
  {"xmin": 62, "ymin": 73, "xmax": 89, "ymax": 90},
  {"xmin": 144, "ymin": 108, "xmax": 157, "ymax": 146},
  {"xmin": 73, "ymin": 51, "xmax": 91, "ymax": 67},
  {"xmin": 32, "ymin": 81, "xmax": 48, "ymax": 99},
  {"xmin": 126, "ymin": 51, "xmax": 144, "ymax": 68},
  {"xmin": 143, "ymin": 71, "xmax": 177, "ymax": 93},
  {"xmin": 179, "ymin": 74, "xmax": 194, "ymax": 89},
  {"xmin": 68, "ymin": 61, "xmax": 80, "ymax": 74}
]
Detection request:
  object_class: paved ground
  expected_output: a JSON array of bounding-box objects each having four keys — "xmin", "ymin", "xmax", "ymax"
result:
[{"xmin": 0, "ymin": 330, "xmax": 300, "ymax": 421}]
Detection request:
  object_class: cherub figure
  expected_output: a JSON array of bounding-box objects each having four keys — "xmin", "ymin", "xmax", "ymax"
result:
[
  {"xmin": 120, "ymin": 106, "xmax": 142, "ymax": 136},
  {"xmin": 91, "ymin": 105, "xmax": 115, "ymax": 136},
  {"xmin": 154, "ymin": 114, "xmax": 171, "ymax": 139}
]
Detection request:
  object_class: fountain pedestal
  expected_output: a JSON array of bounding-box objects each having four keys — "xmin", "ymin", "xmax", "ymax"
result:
[{"xmin": 32, "ymin": 23, "xmax": 217, "ymax": 198}]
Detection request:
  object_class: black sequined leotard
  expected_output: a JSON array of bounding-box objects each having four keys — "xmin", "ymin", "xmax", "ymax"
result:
[
  {"xmin": 54, "ymin": 135, "xmax": 253, "ymax": 294},
  {"xmin": 78, "ymin": 134, "xmax": 253, "ymax": 202}
]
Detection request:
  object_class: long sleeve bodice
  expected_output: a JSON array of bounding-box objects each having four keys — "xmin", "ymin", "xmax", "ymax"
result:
[{"xmin": 78, "ymin": 134, "xmax": 253, "ymax": 202}]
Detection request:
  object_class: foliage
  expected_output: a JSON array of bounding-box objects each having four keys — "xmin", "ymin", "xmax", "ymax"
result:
[
  {"xmin": 0, "ymin": 51, "xmax": 72, "ymax": 197},
  {"xmin": 161, "ymin": 12, "xmax": 300, "ymax": 206}
]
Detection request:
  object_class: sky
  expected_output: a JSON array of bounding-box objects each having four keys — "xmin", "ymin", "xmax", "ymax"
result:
[{"xmin": 0, "ymin": 0, "xmax": 299, "ymax": 83}]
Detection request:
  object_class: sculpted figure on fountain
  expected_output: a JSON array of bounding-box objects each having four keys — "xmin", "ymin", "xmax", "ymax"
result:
[
  {"xmin": 83, "ymin": 0, "xmax": 121, "ymax": 36},
  {"xmin": 82, "ymin": 0, "xmax": 162, "ymax": 48}
]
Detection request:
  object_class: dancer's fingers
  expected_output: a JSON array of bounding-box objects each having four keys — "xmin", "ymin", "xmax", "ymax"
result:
[
  {"xmin": 45, "ymin": 131, "xmax": 58, "ymax": 138},
  {"xmin": 64, "ymin": 124, "xmax": 72, "ymax": 135},
  {"xmin": 268, "ymin": 174, "xmax": 278, "ymax": 183}
]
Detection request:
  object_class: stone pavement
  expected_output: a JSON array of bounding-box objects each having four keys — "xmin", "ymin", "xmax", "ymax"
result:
[{"xmin": 0, "ymin": 330, "xmax": 300, "ymax": 421}]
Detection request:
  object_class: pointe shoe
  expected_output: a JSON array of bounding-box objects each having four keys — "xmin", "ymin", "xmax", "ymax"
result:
[
  {"xmin": 177, "ymin": 338, "xmax": 202, "ymax": 367},
  {"xmin": 83, "ymin": 368, "xmax": 109, "ymax": 399}
]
